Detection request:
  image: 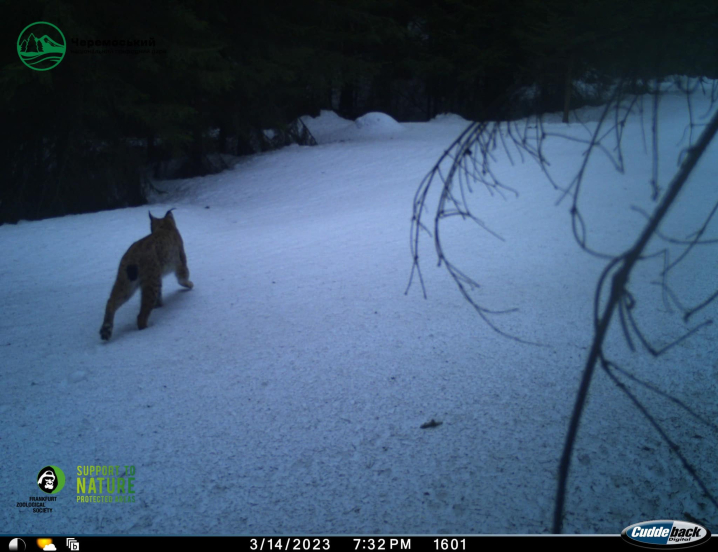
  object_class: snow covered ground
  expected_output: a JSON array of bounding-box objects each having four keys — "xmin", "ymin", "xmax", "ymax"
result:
[{"xmin": 2, "ymin": 83, "xmax": 717, "ymax": 535}]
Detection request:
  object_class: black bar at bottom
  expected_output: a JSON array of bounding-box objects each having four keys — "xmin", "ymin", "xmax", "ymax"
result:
[{"xmin": 4, "ymin": 534, "xmax": 646, "ymax": 552}]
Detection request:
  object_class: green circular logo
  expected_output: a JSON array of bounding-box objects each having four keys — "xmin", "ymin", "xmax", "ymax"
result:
[
  {"xmin": 37, "ymin": 465, "xmax": 66, "ymax": 494},
  {"xmin": 17, "ymin": 22, "xmax": 66, "ymax": 71}
]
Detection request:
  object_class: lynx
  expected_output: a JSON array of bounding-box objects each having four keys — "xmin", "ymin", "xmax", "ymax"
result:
[{"xmin": 100, "ymin": 209, "xmax": 193, "ymax": 340}]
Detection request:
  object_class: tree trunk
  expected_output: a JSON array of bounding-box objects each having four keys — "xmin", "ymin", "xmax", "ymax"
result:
[{"xmin": 562, "ymin": 53, "xmax": 575, "ymax": 124}]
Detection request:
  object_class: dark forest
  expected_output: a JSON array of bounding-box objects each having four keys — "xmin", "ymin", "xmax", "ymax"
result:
[{"xmin": 2, "ymin": 0, "xmax": 717, "ymax": 223}]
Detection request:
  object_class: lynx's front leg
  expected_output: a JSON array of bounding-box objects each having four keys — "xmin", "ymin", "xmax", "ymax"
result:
[{"xmin": 175, "ymin": 246, "xmax": 194, "ymax": 289}]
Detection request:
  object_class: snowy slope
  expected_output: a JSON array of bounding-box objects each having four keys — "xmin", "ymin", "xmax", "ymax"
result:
[{"xmin": 1, "ymin": 87, "xmax": 717, "ymax": 535}]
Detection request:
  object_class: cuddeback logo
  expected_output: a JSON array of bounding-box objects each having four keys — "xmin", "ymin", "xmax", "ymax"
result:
[{"xmin": 621, "ymin": 520, "xmax": 711, "ymax": 549}]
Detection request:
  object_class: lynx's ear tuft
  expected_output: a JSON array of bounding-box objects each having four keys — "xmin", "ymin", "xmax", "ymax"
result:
[{"xmin": 165, "ymin": 208, "xmax": 176, "ymax": 219}]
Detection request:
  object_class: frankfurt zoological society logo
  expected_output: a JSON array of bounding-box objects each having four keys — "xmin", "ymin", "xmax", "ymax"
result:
[
  {"xmin": 17, "ymin": 22, "xmax": 66, "ymax": 71},
  {"xmin": 15, "ymin": 466, "xmax": 65, "ymax": 515}
]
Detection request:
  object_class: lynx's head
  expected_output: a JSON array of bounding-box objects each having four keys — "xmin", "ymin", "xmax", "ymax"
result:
[{"xmin": 149, "ymin": 208, "xmax": 177, "ymax": 233}]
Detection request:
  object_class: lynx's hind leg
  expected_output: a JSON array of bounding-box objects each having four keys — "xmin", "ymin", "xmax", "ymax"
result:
[
  {"xmin": 155, "ymin": 280, "xmax": 163, "ymax": 307},
  {"xmin": 100, "ymin": 274, "xmax": 139, "ymax": 340},
  {"xmin": 137, "ymin": 276, "xmax": 161, "ymax": 330}
]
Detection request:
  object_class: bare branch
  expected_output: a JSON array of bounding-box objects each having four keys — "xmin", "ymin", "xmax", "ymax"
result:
[
  {"xmin": 553, "ymin": 103, "xmax": 718, "ymax": 533},
  {"xmin": 601, "ymin": 358, "xmax": 718, "ymax": 510}
]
